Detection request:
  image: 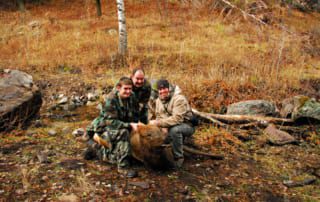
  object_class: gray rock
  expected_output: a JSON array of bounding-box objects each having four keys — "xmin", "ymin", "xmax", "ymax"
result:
[
  {"xmin": 283, "ymin": 177, "xmax": 316, "ymax": 188},
  {"xmin": 128, "ymin": 181, "xmax": 150, "ymax": 189},
  {"xmin": 280, "ymin": 95, "xmax": 320, "ymax": 121},
  {"xmin": 227, "ymin": 100, "xmax": 277, "ymax": 116},
  {"xmin": 58, "ymin": 97, "xmax": 68, "ymax": 105},
  {"xmin": 48, "ymin": 130, "xmax": 57, "ymax": 136},
  {"xmin": 1, "ymin": 69, "xmax": 33, "ymax": 89},
  {"xmin": 292, "ymin": 96, "xmax": 320, "ymax": 121},
  {"xmin": 72, "ymin": 128, "xmax": 85, "ymax": 137},
  {"xmin": 87, "ymin": 92, "xmax": 99, "ymax": 102},
  {"xmin": 37, "ymin": 152, "xmax": 51, "ymax": 164},
  {"xmin": 0, "ymin": 69, "xmax": 42, "ymax": 132},
  {"xmin": 264, "ymin": 124, "xmax": 296, "ymax": 145}
]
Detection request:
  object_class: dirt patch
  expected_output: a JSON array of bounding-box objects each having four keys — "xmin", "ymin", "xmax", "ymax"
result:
[
  {"xmin": 58, "ymin": 159, "xmax": 86, "ymax": 170},
  {"xmin": 0, "ymin": 142, "xmax": 34, "ymax": 155}
]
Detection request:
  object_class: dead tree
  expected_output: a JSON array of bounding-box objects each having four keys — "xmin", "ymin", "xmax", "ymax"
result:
[
  {"xmin": 17, "ymin": 0, "xmax": 25, "ymax": 12},
  {"xmin": 96, "ymin": 0, "xmax": 102, "ymax": 17}
]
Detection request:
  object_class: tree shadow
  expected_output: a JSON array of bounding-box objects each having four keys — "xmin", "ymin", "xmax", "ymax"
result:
[{"xmin": 0, "ymin": 0, "xmax": 50, "ymax": 12}]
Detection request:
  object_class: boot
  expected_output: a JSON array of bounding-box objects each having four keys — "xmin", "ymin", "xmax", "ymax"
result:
[
  {"xmin": 174, "ymin": 157, "xmax": 184, "ymax": 169},
  {"xmin": 117, "ymin": 167, "xmax": 138, "ymax": 178},
  {"xmin": 83, "ymin": 147, "xmax": 97, "ymax": 160}
]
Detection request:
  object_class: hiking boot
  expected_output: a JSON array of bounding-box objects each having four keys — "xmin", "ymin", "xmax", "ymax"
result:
[
  {"xmin": 83, "ymin": 147, "xmax": 97, "ymax": 160},
  {"xmin": 117, "ymin": 167, "xmax": 138, "ymax": 178},
  {"xmin": 173, "ymin": 158, "xmax": 184, "ymax": 169}
]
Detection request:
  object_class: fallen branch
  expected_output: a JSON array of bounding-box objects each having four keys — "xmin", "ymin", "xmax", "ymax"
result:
[
  {"xmin": 218, "ymin": 0, "xmax": 267, "ymax": 25},
  {"xmin": 192, "ymin": 109, "xmax": 293, "ymax": 125},
  {"xmin": 192, "ymin": 109, "xmax": 227, "ymax": 127},
  {"xmin": 183, "ymin": 145, "xmax": 224, "ymax": 160}
]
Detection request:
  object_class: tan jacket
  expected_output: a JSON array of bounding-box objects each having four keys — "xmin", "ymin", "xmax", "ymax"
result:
[{"xmin": 155, "ymin": 86, "xmax": 193, "ymax": 128}]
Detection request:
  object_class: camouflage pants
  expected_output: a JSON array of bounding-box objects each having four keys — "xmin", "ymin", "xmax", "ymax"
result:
[{"xmin": 96, "ymin": 129, "xmax": 131, "ymax": 168}]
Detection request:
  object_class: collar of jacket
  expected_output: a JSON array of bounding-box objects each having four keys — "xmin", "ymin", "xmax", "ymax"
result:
[
  {"xmin": 133, "ymin": 80, "xmax": 147, "ymax": 92},
  {"xmin": 160, "ymin": 90, "xmax": 174, "ymax": 104},
  {"xmin": 115, "ymin": 91, "xmax": 126, "ymax": 108}
]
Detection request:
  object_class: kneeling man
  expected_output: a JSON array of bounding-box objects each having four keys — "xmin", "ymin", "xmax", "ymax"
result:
[
  {"xmin": 150, "ymin": 79, "xmax": 195, "ymax": 168},
  {"xmin": 85, "ymin": 77, "xmax": 139, "ymax": 177}
]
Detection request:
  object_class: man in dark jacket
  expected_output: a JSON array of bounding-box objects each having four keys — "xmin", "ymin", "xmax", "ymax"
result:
[{"xmin": 130, "ymin": 68, "xmax": 151, "ymax": 124}]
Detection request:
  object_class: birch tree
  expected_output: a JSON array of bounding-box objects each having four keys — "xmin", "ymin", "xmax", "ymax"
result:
[{"xmin": 116, "ymin": 0, "xmax": 127, "ymax": 55}]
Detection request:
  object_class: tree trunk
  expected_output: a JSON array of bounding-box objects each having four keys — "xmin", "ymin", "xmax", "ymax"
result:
[
  {"xmin": 96, "ymin": 0, "xmax": 102, "ymax": 17},
  {"xmin": 17, "ymin": 0, "xmax": 25, "ymax": 12},
  {"xmin": 116, "ymin": 0, "xmax": 127, "ymax": 55}
]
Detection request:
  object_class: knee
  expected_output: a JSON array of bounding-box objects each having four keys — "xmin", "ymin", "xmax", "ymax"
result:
[{"xmin": 169, "ymin": 125, "xmax": 181, "ymax": 135}]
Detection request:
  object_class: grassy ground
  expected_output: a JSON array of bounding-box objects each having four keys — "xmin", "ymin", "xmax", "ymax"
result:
[{"xmin": 0, "ymin": 0, "xmax": 320, "ymax": 201}]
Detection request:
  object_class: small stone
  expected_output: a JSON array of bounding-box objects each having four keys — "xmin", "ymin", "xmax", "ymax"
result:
[
  {"xmin": 34, "ymin": 119, "xmax": 43, "ymax": 127},
  {"xmin": 0, "ymin": 190, "xmax": 4, "ymax": 194},
  {"xmin": 58, "ymin": 97, "xmax": 68, "ymax": 105},
  {"xmin": 41, "ymin": 176, "xmax": 49, "ymax": 181},
  {"xmin": 106, "ymin": 184, "xmax": 111, "ymax": 188},
  {"xmin": 72, "ymin": 128, "xmax": 85, "ymax": 137},
  {"xmin": 48, "ymin": 130, "xmax": 57, "ymax": 136},
  {"xmin": 128, "ymin": 181, "xmax": 150, "ymax": 189},
  {"xmin": 37, "ymin": 152, "xmax": 51, "ymax": 164},
  {"xmin": 87, "ymin": 92, "xmax": 99, "ymax": 102}
]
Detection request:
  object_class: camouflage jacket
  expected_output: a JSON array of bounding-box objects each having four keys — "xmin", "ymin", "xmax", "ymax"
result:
[{"xmin": 87, "ymin": 90, "xmax": 140, "ymax": 134}]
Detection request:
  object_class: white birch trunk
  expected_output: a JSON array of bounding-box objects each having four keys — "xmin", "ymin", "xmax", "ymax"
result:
[{"xmin": 116, "ymin": 0, "xmax": 127, "ymax": 55}]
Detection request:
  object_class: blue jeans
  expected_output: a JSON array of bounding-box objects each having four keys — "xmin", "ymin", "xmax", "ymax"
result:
[{"xmin": 166, "ymin": 123, "xmax": 195, "ymax": 159}]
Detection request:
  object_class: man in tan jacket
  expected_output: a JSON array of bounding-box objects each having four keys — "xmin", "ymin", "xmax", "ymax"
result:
[{"xmin": 150, "ymin": 79, "xmax": 195, "ymax": 168}]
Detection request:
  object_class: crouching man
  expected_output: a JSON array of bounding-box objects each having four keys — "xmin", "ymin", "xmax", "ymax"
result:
[
  {"xmin": 149, "ymin": 79, "xmax": 195, "ymax": 168},
  {"xmin": 84, "ymin": 77, "xmax": 139, "ymax": 178}
]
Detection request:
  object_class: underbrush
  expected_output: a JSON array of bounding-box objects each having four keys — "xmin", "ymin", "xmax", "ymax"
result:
[{"xmin": 0, "ymin": 0, "xmax": 319, "ymax": 107}]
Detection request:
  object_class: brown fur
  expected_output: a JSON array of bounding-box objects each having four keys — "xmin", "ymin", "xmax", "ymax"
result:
[
  {"xmin": 93, "ymin": 124, "xmax": 223, "ymax": 168},
  {"xmin": 130, "ymin": 124, "xmax": 172, "ymax": 169},
  {"xmin": 130, "ymin": 124, "xmax": 224, "ymax": 168}
]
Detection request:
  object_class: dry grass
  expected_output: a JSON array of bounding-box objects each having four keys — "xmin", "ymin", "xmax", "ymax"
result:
[{"xmin": 0, "ymin": 0, "xmax": 319, "ymax": 106}]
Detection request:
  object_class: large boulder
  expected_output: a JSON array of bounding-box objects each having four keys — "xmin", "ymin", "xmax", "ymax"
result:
[
  {"xmin": 292, "ymin": 96, "xmax": 320, "ymax": 122},
  {"xmin": 226, "ymin": 100, "xmax": 277, "ymax": 116},
  {"xmin": 280, "ymin": 95, "xmax": 320, "ymax": 122},
  {"xmin": 0, "ymin": 69, "xmax": 42, "ymax": 132}
]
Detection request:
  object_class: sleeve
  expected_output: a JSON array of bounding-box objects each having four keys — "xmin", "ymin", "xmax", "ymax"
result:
[
  {"xmin": 158, "ymin": 96, "xmax": 188, "ymax": 128},
  {"xmin": 103, "ymin": 98, "xmax": 131, "ymax": 130}
]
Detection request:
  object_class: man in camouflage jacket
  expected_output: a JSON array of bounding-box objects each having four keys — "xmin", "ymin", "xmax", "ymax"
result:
[{"xmin": 85, "ymin": 77, "xmax": 140, "ymax": 177}]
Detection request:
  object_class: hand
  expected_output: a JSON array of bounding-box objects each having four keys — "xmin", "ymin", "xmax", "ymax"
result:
[{"xmin": 149, "ymin": 120, "xmax": 159, "ymax": 126}]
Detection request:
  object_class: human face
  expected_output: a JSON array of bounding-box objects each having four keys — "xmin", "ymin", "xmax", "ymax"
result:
[
  {"xmin": 131, "ymin": 70, "xmax": 145, "ymax": 88},
  {"xmin": 158, "ymin": 87, "xmax": 170, "ymax": 100},
  {"xmin": 117, "ymin": 84, "xmax": 132, "ymax": 99}
]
